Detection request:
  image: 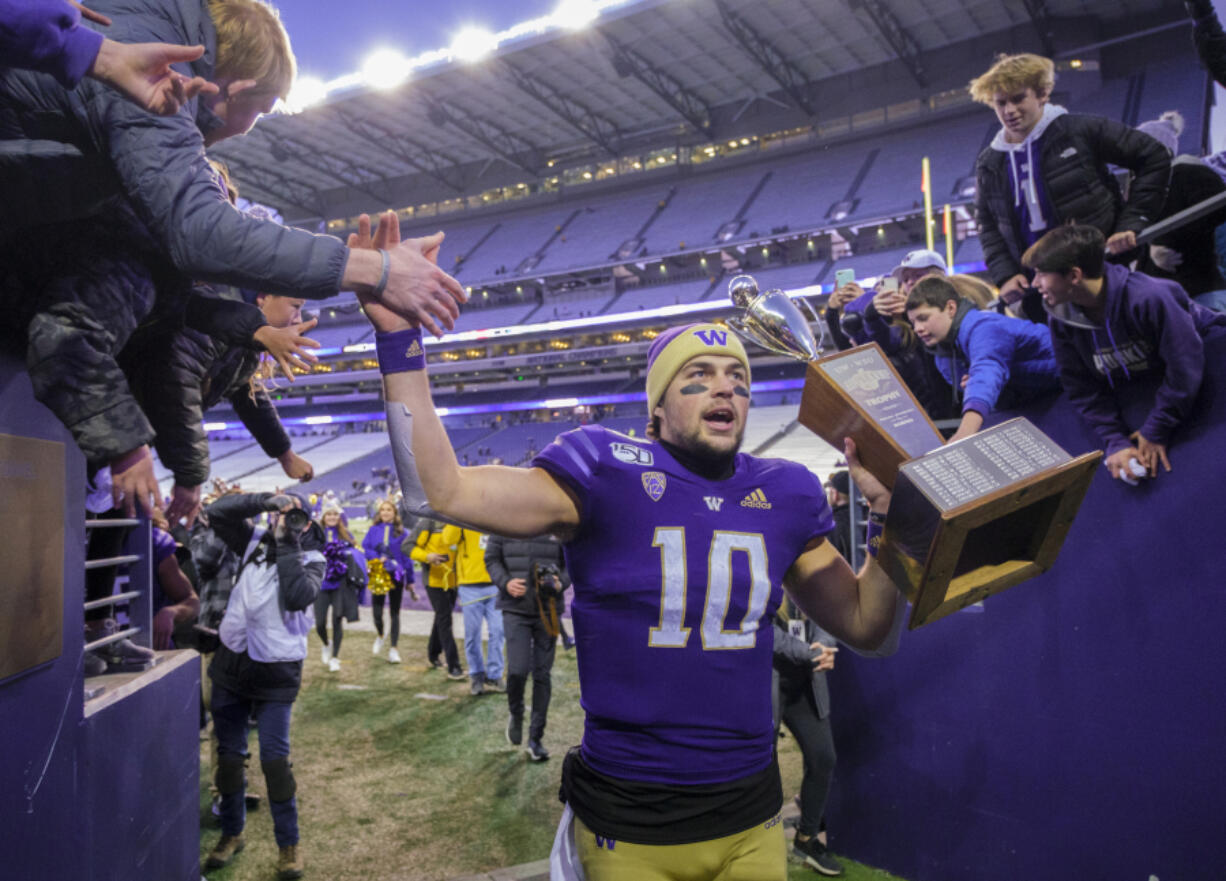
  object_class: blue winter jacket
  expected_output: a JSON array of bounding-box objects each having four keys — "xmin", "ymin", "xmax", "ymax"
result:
[
  {"xmin": 0, "ymin": 0, "xmax": 348, "ymax": 298},
  {"xmin": 929, "ymin": 301, "xmax": 1062, "ymax": 417}
]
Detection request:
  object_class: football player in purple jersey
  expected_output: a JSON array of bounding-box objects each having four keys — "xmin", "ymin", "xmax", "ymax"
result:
[{"xmin": 354, "ymin": 212, "xmax": 904, "ymax": 881}]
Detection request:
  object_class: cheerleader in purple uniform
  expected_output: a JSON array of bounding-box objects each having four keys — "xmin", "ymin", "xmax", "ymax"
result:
[
  {"xmin": 314, "ymin": 505, "xmax": 362, "ymax": 672},
  {"xmin": 361, "ymin": 500, "xmax": 418, "ymax": 664}
]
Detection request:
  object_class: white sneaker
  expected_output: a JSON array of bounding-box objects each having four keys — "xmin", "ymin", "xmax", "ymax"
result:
[
  {"xmin": 328, "ymin": 657, "xmax": 341, "ymax": 673},
  {"xmin": 387, "ymin": 647, "xmax": 402, "ymax": 664},
  {"xmin": 372, "ymin": 636, "xmax": 384, "ymax": 655},
  {"xmin": 321, "ymin": 643, "xmax": 331, "ymax": 665}
]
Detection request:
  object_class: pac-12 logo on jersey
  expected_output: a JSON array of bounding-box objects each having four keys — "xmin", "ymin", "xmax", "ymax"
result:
[
  {"xmin": 642, "ymin": 472, "xmax": 667, "ymax": 502},
  {"xmin": 610, "ymin": 442, "xmax": 654, "ymax": 466}
]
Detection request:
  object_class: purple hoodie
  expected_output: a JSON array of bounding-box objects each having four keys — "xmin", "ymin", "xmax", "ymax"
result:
[
  {"xmin": 1047, "ymin": 263, "xmax": 1226, "ymax": 453},
  {"xmin": 1, "ymin": 0, "xmax": 104, "ymax": 87}
]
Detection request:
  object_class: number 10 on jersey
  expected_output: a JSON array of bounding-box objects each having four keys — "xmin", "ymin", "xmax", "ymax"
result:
[{"xmin": 649, "ymin": 528, "xmax": 772, "ymax": 651}]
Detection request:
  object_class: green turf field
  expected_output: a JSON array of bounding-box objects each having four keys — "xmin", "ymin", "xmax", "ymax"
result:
[{"xmin": 199, "ymin": 630, "xmax": 907, "ymax": 881}]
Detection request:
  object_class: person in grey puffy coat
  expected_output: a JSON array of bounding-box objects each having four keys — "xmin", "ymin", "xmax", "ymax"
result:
[{"xmin": 0, "ymin": 0, "xmax": 466, "ymax": 332}]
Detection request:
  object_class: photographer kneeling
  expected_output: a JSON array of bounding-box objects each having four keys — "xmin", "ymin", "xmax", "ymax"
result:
[
  {"xmin": 485, "ymin": 533, "xmax": 571, "ymax": 762},
  {"xmin": 203, "ymin": 492, "xmax": 325, "ymax": 880}
]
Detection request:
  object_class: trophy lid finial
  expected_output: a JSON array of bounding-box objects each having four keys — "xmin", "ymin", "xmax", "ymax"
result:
[{"xmin": 728, "ymin": 274, "xmax": 759, "ymax": 309}]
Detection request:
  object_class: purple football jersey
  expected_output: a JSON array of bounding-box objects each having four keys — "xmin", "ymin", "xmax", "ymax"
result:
[{"xmin": 532, "ymin": 425, "xmax": 833, "ymax": 785}]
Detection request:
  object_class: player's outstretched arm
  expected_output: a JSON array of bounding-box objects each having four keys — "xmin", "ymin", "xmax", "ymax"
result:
[
  {"xmin": 783, "ymin": 437, "xmax": 904, "ymax": 654},
  {"xmin": 355, "ymin": 212, "xmax": 580, "ymax": 539},
  {"xmin": 383, "ymin": 370, "xmax": 580, "ymax": 538},
  {"xmin": 783, "ymin": 538, "xmax": 902, "ymax": 655}
]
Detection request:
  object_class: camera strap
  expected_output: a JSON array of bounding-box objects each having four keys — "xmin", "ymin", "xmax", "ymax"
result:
[{"xmin": 535, "ymin": 590, "xmax": 560, "ymax": 638}]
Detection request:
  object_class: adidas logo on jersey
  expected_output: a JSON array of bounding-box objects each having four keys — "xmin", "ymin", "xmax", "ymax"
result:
[
  {"xmin": 405, "ymin": 340, "xmax": 424, "ymax": 358},
  {"xmin": 740, "ymin": 488, "xmax": 771, "ymax": 509}
]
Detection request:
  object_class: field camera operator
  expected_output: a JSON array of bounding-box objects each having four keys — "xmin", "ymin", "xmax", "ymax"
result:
[
  {"xmin": 485, "ymin": 534, "xmax": 571, "ymax": 762},
  {"xmin": 202, "ymin": 491, "xmax": 325, "ymax": 879}
]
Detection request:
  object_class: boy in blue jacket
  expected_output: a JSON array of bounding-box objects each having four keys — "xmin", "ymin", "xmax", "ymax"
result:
[
  {"xmin": 1023, "ymin": 225, "xmax": 1226, "ymax": 480},
  {"xmin": 906, "ymin": 275, "xmax": 1062, "ymax": 442}
]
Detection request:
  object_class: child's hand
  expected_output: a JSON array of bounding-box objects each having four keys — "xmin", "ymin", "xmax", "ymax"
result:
[
  {"xmin": 1133, "ymin": 432, "xmax": 1171, "ymax": 475},
  {"xmin": 111, "ymin": 445, "xmax": 159, "ymax": 518},
  {"xmin": 1105, "ymin": 231, "xmax": 1138, "ymax": 255},
  {"xmin": 1105, "ymin": 446, "xmax": 1145, "ymax": 480},
  {"xmin": 278, "ymin": 450, "xmax": 315, "ymax": 482},
  {"xmin": 998, "ymin": 274, "xmax": 1029, "ymax": 305},
  {"xmin": 165, "ymin": 482, "xmax": 202, "ymax": 526},
  {"xmin": 254, "ymin": 320, "xmax": 321, "ymax": 381}
]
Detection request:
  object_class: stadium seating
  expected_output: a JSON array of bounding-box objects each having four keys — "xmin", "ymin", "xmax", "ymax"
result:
[
  {"xmin": 228, "ymin": 430, "xmax": 391, "ymax": 492},
  {"xmin": 534, "ymin": 191, "xmax": 659, "ymax": 274},
  {"xmin": 644, "ymin": 166, "xmax": 768, "ymax": 254},
  {"xmin": 610, "ymin": 276, "xmax": 715, "ymax": 312}
]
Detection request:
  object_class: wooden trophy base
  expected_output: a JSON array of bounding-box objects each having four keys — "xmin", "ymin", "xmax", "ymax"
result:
[{"xmin": 877, "ymin": 419, "xmax": 1102, "ymax": 629}]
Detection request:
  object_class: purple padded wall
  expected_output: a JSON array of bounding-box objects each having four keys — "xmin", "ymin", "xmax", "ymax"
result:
[
  {"xmin": 827, "ymin": 337, "xmax": 1226, "ymax": 881},
  {"xmin": 83, "ymin": 655, "xmax": 200, "ymax": 881},
  {"xmin": 0, "ymin": 357, "xmax": 87, "ymax": 880},
  {"xmin": 0, "ymin": 355, "xmax": 201, "ymax": 881}
]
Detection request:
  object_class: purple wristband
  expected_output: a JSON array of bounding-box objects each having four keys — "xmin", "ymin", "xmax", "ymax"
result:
[
  {"xmin": 866, "ymin": 514, "xmax": 885, "ymax": 558},
  {"xmin": 375, "ymin": 328, "xmax": 426, "ymax": 375}
]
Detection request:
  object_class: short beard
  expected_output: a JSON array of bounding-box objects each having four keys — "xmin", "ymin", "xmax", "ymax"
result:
[{"xmin": 672, "ymin": 423, "xmax": 743, "ymax": 463}]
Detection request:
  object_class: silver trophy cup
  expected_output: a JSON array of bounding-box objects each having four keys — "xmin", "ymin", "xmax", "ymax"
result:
[{"xmin": 726, "ymin": 274, "xmax": 823, "ymax": 361}]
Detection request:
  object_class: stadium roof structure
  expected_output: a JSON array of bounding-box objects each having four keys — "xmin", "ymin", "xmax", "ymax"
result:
[{"xmin": 211, "ymin": 0, "xmax": 1189, "ymax": 225}]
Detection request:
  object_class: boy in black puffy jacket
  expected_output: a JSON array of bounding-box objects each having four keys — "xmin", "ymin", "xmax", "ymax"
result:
[{"xmin": 970, "ymin": 53, "xmax": 1170, "ymax": 317}]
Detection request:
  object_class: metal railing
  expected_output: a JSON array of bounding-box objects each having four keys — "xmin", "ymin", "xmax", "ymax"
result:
[{"xmin": 82, "ymin": 516, "xmax": 153, "ymax": 658}]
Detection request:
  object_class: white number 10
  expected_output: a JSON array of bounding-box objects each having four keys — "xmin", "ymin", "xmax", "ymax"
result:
[{"xmin": 648, "ymin": 528, "xmax": 772, "ymax": 650}]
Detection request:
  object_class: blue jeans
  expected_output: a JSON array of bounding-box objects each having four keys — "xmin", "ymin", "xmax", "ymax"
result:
[
  {"xmin": 211, "ymin": 684, "xmax": 299, "ymax": 847},
  {"xmin": 458, "ymin": 584, "xmax": 503, "ymax": 681}
]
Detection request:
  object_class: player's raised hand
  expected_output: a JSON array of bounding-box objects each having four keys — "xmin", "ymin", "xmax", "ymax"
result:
[
  {"xmin": 844, "ymin": 436, "xmax": 890, "ymax": 513},
  {"xmin": 382, "ymin": 227, "xmax": 467, "ymax": 338}
]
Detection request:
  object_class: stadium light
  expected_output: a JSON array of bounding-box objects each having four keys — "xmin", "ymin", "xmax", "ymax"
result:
[
  {"xmin": 451, "ymin": 27, "xmax": 499, "ymax": 63},
  {"xmin": 285, "ymin": 75, "xmax": 328, "ymax": 112},
  {"xmin": 553, "ymin": 0, "xmax": 599, "ymax": 29},
  {"xmin": 361, "ymin": 49, "xmax": 412, "ymax": 89}
]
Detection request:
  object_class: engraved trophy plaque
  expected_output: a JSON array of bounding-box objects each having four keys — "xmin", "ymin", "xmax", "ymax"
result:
[{"xmin": 726, "ymin": 274, "xmax": 1102, "ymax": 628}]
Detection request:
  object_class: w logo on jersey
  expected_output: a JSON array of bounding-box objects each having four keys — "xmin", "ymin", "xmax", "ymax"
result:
[
  {"xmin": 704, "ymin": 496, "xmax": 724, "ymax": 511},
  {"xmin": 595, "ymin": 835, "xmax": 616, "ymax": 851},
  {"xmin": 693, "ymin": 328, "xmax": 728, "ymax": 347},
  {"xmin": 642, "ymin": 471, "xmax": 667, "ymax": 502}
]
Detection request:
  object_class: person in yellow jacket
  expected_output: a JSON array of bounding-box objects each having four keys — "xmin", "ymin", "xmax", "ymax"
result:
[
  {"xmin": 442, "ymin": 525, "xmax": 505, "ymax": 696},
  {"xmin": 408, "ymin": 518, "xmax": 463, "ymax": 679}
]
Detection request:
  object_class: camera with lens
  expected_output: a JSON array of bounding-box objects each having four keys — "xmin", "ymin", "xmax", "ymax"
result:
[
  {"xmin": 282, "ymin": 507, "xmax": 310, "ymax": 533},
  {"xmin": 532, "ymin": 561, "xmax": 563, "ymax": 599}
]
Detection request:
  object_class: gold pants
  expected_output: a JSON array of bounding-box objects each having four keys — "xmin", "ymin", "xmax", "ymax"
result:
[{"xmin": 573, "ymin": 812, "xmax": 786, "ymax": 881}]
